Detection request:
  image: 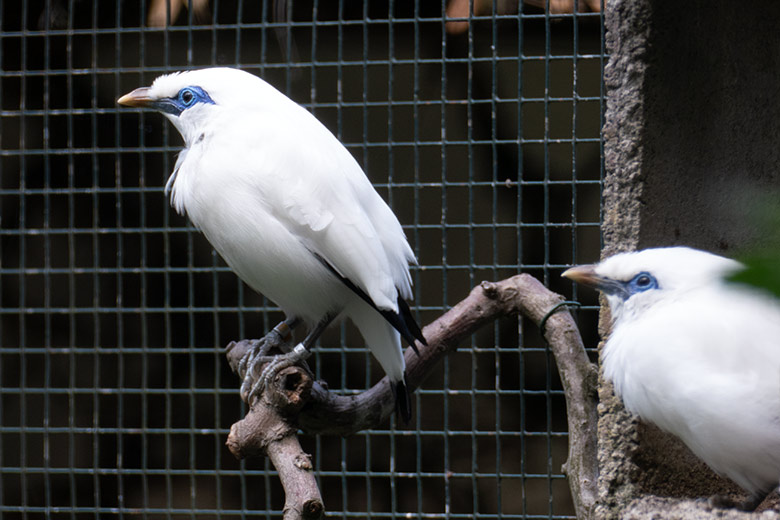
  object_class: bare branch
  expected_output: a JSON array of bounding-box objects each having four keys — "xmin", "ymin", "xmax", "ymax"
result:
[
  {"xmin": 225, "ymin": 274, "xmax": 598, "ymax": 520},
  {"xmin": 225, "ymin": 365, "xmax": 324, "ymax": 520}
]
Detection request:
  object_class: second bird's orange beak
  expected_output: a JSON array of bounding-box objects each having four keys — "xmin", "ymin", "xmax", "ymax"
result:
[{"xmin": 561, "ymin": 264, "xmax": 600, "ymax": 287}]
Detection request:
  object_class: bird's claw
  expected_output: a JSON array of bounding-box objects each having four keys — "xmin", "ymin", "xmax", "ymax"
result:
[
  {"xmin": 240, "ymin": 342, "xmax": 311, "ymax": 404},
  {"xmin": 704, "ymin": 492, "xmax": 767, "ymax": 512},
  {"xmin": 237, "ymin": 339, "xmax": 265, "ymax": 378},
  {"xmin": 239, "ymin": 349, "xmax": 272, "ymax": 402},
  {"xmin": 237, "ymin": 326, "xmax": 291, "ymax": 402}
]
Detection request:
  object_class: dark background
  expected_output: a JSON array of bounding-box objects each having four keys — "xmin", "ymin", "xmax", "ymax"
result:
[{"xmin": 0, "ymin": 1, "xmax": 603, "ymax": 517}]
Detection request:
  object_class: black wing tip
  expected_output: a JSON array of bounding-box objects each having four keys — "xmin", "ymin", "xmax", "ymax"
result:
[
  {"xmin": 310, "ymin": 251, "xmax": 427, "ymax": 351},
  {"xmin": 392, "ymin": 378, "xmax": 412, "ymax": 424},
  {"xmin": 396, "ymin": 296, "xmax": 427, "ymax": 351}
]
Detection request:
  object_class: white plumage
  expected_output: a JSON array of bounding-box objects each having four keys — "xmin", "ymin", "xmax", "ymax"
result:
[
  {"xmin": 118, "ymin": 67, "xmax": 424, "ymax": 420},
  {"xmin": 563, "ymin": 247, "xmax": 780, "ymax": 505}
]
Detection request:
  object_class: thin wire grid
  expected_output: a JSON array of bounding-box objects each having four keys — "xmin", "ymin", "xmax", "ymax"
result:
[{"xmin": 0, "ymin": 1, "xmax": 604, "ymax": 518}]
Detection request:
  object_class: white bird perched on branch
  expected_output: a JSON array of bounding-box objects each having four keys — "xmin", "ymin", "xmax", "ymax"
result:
[
  {"xmin": 563, "ymin": 247, "xmax": 780, "ymax": 509},
  {"xmin": 118, "ymin": 67, "xmax": 426, "ymax": 422}
]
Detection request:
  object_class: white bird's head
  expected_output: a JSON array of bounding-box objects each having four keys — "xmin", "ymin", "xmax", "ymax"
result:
[
  {"xmin": 117, "ymin": 67, "xmax": 283, "ymax": 144},
  {"xmin": 562, "ymin": 247, "xmax": 743, "ymax": 323}
]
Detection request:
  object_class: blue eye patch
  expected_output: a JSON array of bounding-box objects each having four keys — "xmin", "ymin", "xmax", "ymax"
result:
[
  {"xmin": 155, "ymin": 86, "xmax": 215, "ymax": 116},
  {"xmin": 626, "ymin": 271, "xmax": 659, "ymax": 295}
]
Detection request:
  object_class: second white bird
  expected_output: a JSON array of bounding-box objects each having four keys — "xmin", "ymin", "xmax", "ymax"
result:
[{"xmin": 564, "ymin": 247, "xmax": 780, "ymax": 508}]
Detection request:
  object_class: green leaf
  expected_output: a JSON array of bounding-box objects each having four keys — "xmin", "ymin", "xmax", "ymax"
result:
[{"xmin": 728, "ymin": 254, "xmax": 780, "ymax": 299}]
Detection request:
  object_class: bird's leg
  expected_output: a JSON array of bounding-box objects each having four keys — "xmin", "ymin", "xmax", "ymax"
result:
[
  {"xmin": 706, "ymin": 488, "xmax": 773, "ymax": 511},
  {"xmin": 738, "ymin": 489, "xmax": 773, "ymax": 511},
  {"xmin": 246, "ymin": 313, "xmax": 336, "ymax": 403},
  {"xmin": 239, "ymin": 316, "xmax": 301, "ymax": 402},
  {"xmin": 239, "ymin": 316, "xmax": 300, "ymax": 372}
]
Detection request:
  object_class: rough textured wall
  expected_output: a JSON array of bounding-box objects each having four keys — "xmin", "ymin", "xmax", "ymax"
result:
[
  {"xmin": 599, "ymin": 0, "xmax": 650, "ymax": 515},
  {"xmin": 599, "ymin": 0, "xmax": 780, "ymax": 518},
  {"xmin": 639, "ymin": 1, "xmax": 780, "ymax": 252}
]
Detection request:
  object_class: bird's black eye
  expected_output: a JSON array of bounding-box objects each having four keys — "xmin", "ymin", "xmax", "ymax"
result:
[
  {"xmin": 628, "ymin": 271, "xmax": 658, "ymax": 293},
  {"xmin": 169, "ymin": 86, "xmax": 214, "ymax": 114},
  {"xmin": 179, "ymin": 88, "xmax": 196, "ymax": 107}
]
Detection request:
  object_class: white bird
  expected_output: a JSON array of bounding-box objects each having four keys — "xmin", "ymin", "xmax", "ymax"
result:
[
  {"xmin": 563, "ymin": 247, "xmax": 780, "ymax": 509},
  {"xmin": 118, "ymin": 67, "xmax": 425, "ymax": 421}
]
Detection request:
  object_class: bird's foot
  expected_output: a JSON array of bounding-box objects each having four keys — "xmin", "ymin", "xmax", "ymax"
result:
[
  {"xmin": 237, "ymin": 322, "xmax": 295, "ymax": 402},
  {"xmin": 705, "ymin": 491, "xmax": 769, "ymax": 512},
  {"xmin": 244, "ymin": 343, "xmax": 312, "ymax": 403}
]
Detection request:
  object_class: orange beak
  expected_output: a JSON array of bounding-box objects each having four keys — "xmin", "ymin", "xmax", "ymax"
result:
[
  {"xmin": 117, "ymin": 87, "xmax": 154, "ymax": 108},
  {"xmin": 561, "ymin": 264, "xmax": 600, "ymax": 287}
]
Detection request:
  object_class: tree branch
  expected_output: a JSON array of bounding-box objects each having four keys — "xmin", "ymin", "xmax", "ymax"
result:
[
  {"xmin": 225, "ymin": 274, "xmax": 598, "ymax": 520},
  {"xmin": 224, "ymin": 365, "xmax": 324, "ymax": 520}
]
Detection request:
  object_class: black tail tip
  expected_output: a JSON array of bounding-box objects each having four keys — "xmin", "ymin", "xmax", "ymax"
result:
[{"xmin": 392, "ymin": 378, "xmax": 412, "ymax": 424}]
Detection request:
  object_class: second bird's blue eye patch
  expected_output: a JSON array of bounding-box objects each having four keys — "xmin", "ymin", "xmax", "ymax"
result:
[
  {"xmin": 626, "ymin": 271, "xmax": 658, "ymax": 294},
  {"xmin": 156, "ymin": 86, "xmax": 215, "ymax": 116}
]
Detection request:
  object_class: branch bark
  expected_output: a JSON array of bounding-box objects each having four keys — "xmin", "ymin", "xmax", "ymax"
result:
[
  {"xmin": 224, "ymin": 364, "xmax": 324, "ymax": 520},
  {"xmin": 225, "ymin": 274, "xmax": 598, "ymax": 520}
]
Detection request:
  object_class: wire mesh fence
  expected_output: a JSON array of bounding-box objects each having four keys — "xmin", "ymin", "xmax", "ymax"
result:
[{"xmin": 1, "ymin": 1, "xmax": 604, "ymax": 518}]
